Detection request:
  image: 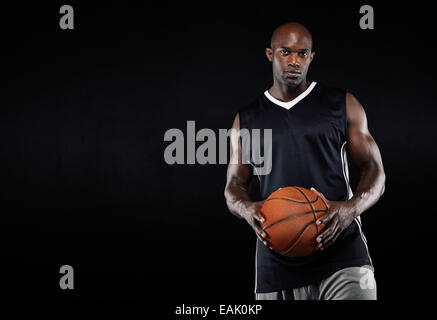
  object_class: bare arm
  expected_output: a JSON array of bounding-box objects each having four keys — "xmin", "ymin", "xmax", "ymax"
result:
[
  {"xmin": 224, "ymin": 113, "xmax": 269, "ymax": 246},
  {"xmin": 224, "ymin": 113, "xmax": 253, "ymax": 219},
  {"xmin": 312, "ymin": 92, "xmax": 386, "ymax": 250},
  {"xmin": 344, "ymin": 92, "xmax": 386, "ymax": 216}
]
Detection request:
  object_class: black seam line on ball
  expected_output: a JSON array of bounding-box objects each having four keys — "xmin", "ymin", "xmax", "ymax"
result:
[
  {"xmin": 262, "ymin": 210, "xmax": 326, "ymax": 231},
  {"xmin": 265, "ymin": 195, "xmax": 319, "ymax": 204},
  {"xmin": 280, "ymin": 220, "xmax": 315, "ymax": 255},
  {"xmin": 293, "ymin": 186, "xmax": 318, "ymax": 234}
]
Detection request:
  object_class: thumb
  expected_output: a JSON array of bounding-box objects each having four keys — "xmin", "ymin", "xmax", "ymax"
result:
[{"xmin": 310, "ymin": 187, "xmax": 330, "ymax": 209}]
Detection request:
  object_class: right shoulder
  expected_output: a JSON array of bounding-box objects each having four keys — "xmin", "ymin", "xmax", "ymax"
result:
[
  {"xmin": 238, "ymin": 94, "xmax": 265, "ymax": 115},
  {"xmin": 237, "ymin": 94, "xmax": 266, "ymax": 128}
]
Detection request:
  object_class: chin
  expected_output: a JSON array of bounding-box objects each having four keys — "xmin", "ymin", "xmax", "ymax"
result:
[{"xmin": 284, "ymin": 78, "xmax": 302, "ymax": 87}]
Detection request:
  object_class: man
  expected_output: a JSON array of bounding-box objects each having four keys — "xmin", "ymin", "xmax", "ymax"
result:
[{"xmin": 224, "ymin": 22, "xmax": 385, "ymax": 300}]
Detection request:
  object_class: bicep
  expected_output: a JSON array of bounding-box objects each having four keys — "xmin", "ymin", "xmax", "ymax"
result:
[
  {"xmin": 346, "ymin": 93, "xmax": 384, "ymax": 170},
  {"xmin": 226, "ymin": 113, "xmax": 253, "ymax": 187}
]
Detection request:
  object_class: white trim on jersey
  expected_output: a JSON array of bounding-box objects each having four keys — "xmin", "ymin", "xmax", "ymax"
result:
[
  {"xmin": 340, "ymin": 141, "xmax": 354, "ymax": 200},
  {"xmin": 252, "ymin": 165, "xmax": 261, "ymax": 183},
  {"xmin": 254, "ymin": 240, "xmax": 258, "ymax": 293},
  {"xmin": 264, "ymin": 81, "xmax": 317, "ymax": 110}
]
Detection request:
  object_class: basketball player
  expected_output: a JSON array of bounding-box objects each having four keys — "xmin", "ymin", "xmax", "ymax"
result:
[{"xmin": 224, "ymin": 22, "xmax": 385, "ymax": 300}]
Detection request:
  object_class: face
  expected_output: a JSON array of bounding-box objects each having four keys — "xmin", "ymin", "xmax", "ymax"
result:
[{"xmin": 266, "ymin": 32, "xmax": 315, "ymax": 87}]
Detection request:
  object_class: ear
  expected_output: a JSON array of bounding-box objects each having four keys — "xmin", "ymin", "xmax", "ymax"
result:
[
  {"xmin": 310, "ymin": 51, "xmax": 315, "ymax": 62},
  {"xmin": 265, "ymin": 48, "xmax": 273, "ymax": 62}
]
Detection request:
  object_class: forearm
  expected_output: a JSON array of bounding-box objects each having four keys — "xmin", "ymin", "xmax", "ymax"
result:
[
  {"xmin": 224, "ymin": 180, "xmax": 252, "ymax": 220},
  {"xmin": 348, "ymin": 162, "xmax": 386, "ymax": 217}
]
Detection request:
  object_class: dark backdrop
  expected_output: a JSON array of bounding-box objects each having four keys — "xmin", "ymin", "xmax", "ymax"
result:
[{"xmin": 0, "ymin": 2, "xmax": 435, "ymax": 300}]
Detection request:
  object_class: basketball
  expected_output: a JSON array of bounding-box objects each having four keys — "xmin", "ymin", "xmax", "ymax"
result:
[{"xmin": 261, "ymin": 186, "xmax": 329, "ymax": 257}]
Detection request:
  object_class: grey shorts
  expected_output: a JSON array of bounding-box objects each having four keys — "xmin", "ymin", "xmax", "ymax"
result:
[{"xmin": 255, "ymin": 266, "xmax": 376, "ymax": 300}]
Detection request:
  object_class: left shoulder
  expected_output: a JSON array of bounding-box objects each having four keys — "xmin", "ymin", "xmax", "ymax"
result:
[
  {"xmin": 314, "ymin": 82, "xmax": 345, "ymax": 96},
  {"xmin": 345, "ymin": 92, "xmax": 368, "ymax": 128},
  {"xmin": 346, "ymin": 91, "xmax": 363, "ymax": 107},
  {"xmin": 313, "ymin": 82, "xmax": 347, "ymax": 107}
]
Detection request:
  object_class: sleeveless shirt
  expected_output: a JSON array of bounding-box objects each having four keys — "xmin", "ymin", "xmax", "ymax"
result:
[{"xmin": 238, "ymin": 82, "xmax": 373, "ymax": 293}]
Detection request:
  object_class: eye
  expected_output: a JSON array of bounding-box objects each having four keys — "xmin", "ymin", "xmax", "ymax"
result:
[
  {"xmin": 299, "ymin": 51, "xmax": 309, "ymax": 57},
  {"xmin": 280, "ymin": 49, "xmax": 290, "ymax": 55}
]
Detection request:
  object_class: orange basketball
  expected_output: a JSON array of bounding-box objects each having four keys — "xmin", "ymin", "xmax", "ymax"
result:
[{"xmin": 261, "ymin": 186, "xmax": 328, "ymax": 257}]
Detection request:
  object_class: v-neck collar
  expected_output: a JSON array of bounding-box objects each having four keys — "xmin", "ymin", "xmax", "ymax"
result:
[{"xmin": 264, "ymin": 82, "xmax": 317, "ymax": 110}]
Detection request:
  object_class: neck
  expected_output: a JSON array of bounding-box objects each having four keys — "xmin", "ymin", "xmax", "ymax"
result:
[{"xmin": 268, "ymin": 79, "xmax": 311, "ymax": 102}]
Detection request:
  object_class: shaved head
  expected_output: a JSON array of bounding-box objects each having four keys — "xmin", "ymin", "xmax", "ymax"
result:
[
  {"xmin": 265, "ymin": 22, "xmax": 315, "ymax": 90},
  {"xmin": 270, "ymin": 22, "xmax": 313, "ymax": 51}
]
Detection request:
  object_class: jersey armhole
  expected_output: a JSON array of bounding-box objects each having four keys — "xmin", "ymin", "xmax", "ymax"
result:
[{"xmin": 343, "ymin": 89, "xmax": 349, "ymax": 140}]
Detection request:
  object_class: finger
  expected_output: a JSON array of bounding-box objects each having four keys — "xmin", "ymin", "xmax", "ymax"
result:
[
  {"xmin": 261, "ymin": 239, "xmax": 272, "ymax": 249},
  {"xmin": 316, "ymin": 217, "xmax": 338, "ymax": 243},
  {"xmin": 254, "ymin": 206, "xmax": 266, "ymax": 223},
  {"xmin": 310, "ymin": 187, "xmax": 330, "ymax": 209},
  {"xmin": 256, "ymin": 211, "xmax": 266, "ymax": 223},
  {"xmin": 318, "ymin": 231, "xmax": 341, "ymax": 251},
  {"xmin": 256, "ymin": 233, "xmax": 266, "ymax": 246},
  {"xmin": 253, "ymin": 220, "xmax": 272, "ymax": 249},
  {"xmin": 262, "ymin": 238, "xmax": 272, "ymax": 248},
  {"xmin": 317, "ymin": 211, "xmax": 335, "ymax": 226},
  {"xmin": 256, "ymin": 231, "xmax": 272, "ymax": 248},
  {"xmin": 259, "ymin": 203, "xmax": 267, "ymax": 218},
  {"xmin": 317, "ymin": 225, "xmax": 338, "ymax": 249},
  {"xmin": 253, "ymin": 213, "xmax": 263, "ymax": 223},
  {"xmin": 253, "ymin": 222, "xmax": 267, "ymax": 239},
  {"xmin": 253, "ymin": 215, "xmax": 263, "ymax": 228}
]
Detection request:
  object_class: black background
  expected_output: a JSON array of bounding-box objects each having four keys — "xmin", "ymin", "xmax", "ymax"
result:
[{"xmin": 0, "ymin": 2, "xmax": 435, "ymax": 302}]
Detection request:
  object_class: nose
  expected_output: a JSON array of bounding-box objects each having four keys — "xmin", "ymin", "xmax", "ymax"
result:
[{"xmin": 288, "ymin": 53, "xmax": 299, "ymax": 67}]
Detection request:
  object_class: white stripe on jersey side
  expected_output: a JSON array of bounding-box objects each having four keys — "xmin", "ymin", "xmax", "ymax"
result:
[
  {"xmin": 252, "ymin": 165, "xmax": 261, "ymax": 182},
  {"xmin": 354, "ymin": 218, "xmax": 373, "ymax": 265},
  {"xmin": 254, "ymin": 240, "xmax": 258, "ymax": 293},
  {"xmin": 341, "ymin": 142, "xmax": 372, "ymax": 265},
  {"xmin": 340, "ymin": 141, "xmax": 353, "ymax": 200}
]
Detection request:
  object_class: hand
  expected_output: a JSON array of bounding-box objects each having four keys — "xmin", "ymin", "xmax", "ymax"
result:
[
  {"xmin": 310, "ymin": 187, "xmax": 357, "ymax": 251},
  {"xmin": 242, "ymin": 200, "xmax": 272, "ymax": 249}
]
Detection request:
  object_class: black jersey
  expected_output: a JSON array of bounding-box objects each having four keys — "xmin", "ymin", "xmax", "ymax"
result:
[{"xmin": 238, "ymin": 82, "xmax": 373, "ymax": 293}]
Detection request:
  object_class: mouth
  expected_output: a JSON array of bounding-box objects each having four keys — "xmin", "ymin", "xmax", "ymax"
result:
[
  {"xmin": 284, "ymin": 70, "xmax": 301, "ymax": 75},
  {"xmin": 284, "ymin": 70, "xmax": 302, "ymax": 79}
]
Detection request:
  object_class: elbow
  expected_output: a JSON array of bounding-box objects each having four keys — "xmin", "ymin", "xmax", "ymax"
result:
[
  {"xmin": 224, "ymin": 184, "xmax": 230, "ymax": 201},
  {"xmin": 379, "ymin": 169, "xmax": 386, "ymax": 197},
  {"xmin": 223, "ymin": 185, "xmax": 232, "ymax": 210}
]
